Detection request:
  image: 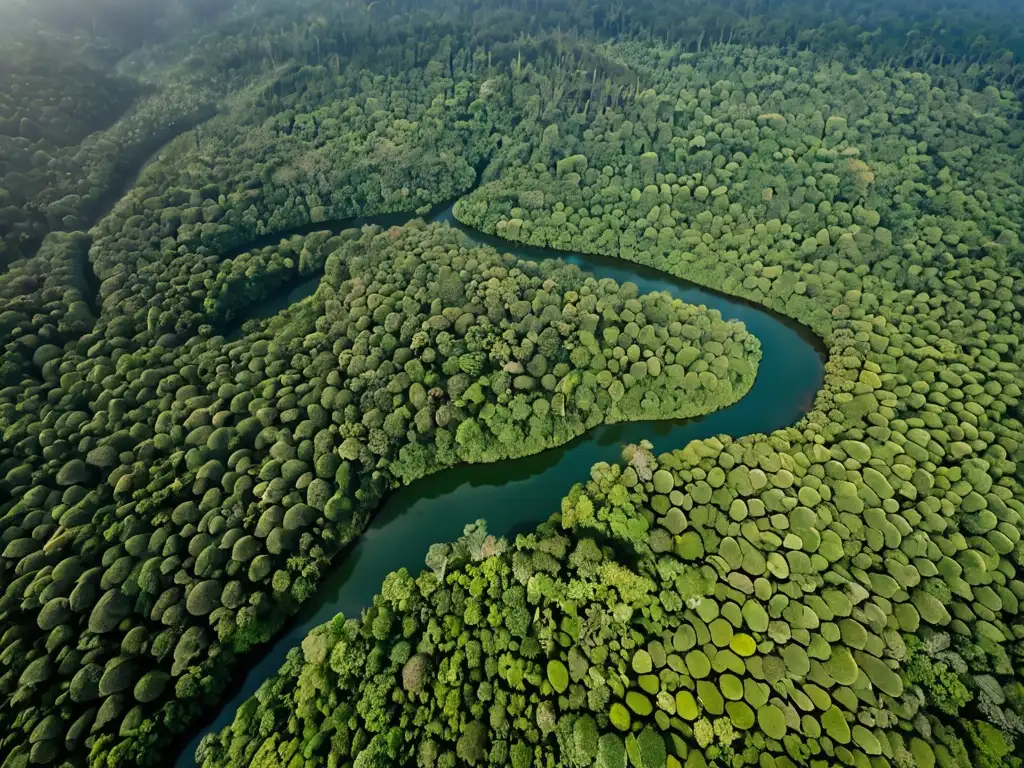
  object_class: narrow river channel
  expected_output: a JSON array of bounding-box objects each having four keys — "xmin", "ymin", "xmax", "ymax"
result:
[{"xmin": 174, "ymin": 202, "xmax": 826, "ymax": 767}]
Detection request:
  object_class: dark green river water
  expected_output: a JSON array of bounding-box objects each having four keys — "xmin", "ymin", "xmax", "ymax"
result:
[{"xmin": 175, "ymin": 204, "xmax": 826, "ymax": 767}]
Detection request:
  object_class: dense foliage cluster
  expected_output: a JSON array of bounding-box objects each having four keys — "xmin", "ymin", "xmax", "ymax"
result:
[
  {"xmin": 130, "ymin": 0, "xmax": 1024, "ymax": 93},
  {"xmin": 0, "ymin": 40, "xmax": 216, "ymax": 271},
  {"xmin": 0, "ymin": 43, "xmax": 136, "ymax": 148},
  {"xmin": 0, "ymin": 42, "xmax": 140, "ymax": 266},
  {"xmin": 3, "ymin": 1, "xmax": 1024, "ymax": 768},
  {"xmin": 442, "ymin": 40, "xmax": 1024, "ymax": 768},
  {"xmin": 0, "ymin": 209, "xmax": 755, "ymax": 766},
  {"xmin": 87, "ymin": 64, "xmax": 490, "ymax": 338},
  {"xmin": 0, "ymin": 230, "xmax": 97, "ymax": 384},
  {"xmin": 453, "ymin": 41, "xmax": 1024, "ymax": 335},
  {"xmin": 194, "ymin": 18, "xmax": 1023, "ymax": 768},
  {"xmin": 197, "ymin": 439, "xmax": 1024, "ymax": 768}
]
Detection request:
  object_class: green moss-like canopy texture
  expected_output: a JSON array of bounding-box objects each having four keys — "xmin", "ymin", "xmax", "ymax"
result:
[
  {"xmin": 0, "ymin": 37, "xmax": 760, "ymax": 762},
  {"xmin": 3, "ymin": 0, "xmax": 1024, "ymax": 767},
  {"xmin": 196, "ymin": 438, "xmax": 1016, "ymax": 768},
  {"xmin": 184, "ymin": 9, "xmax": 1023, "ymax": 768},
  {"xmin": 0, "ymin": 215, "xmax": 756, "ymax": 766}
]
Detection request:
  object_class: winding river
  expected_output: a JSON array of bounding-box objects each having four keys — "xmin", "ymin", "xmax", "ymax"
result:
[{"xmin": 173, "ymin": 202, "xmax": 826, "ymax": 767}]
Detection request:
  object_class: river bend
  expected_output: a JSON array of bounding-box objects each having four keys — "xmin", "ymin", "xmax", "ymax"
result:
[{"xmin": 173, "ymin": 202, "xmax": 826, "ymax": 767}]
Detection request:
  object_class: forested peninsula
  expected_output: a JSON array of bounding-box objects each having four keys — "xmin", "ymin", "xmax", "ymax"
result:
[{"xmin": 1, "ymin": 2, "xmax": 1023, "ymax": 768}]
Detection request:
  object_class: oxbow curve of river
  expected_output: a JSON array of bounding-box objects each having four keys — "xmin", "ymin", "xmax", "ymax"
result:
[{"xmin": 173, "ymin": 201, "xmax": 827, "ymax": 768}]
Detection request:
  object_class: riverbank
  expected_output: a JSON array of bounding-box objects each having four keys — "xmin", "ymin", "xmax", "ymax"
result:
[{"xmin": 170, "ymin": 207, "xmax": 825, "ymax": 768}]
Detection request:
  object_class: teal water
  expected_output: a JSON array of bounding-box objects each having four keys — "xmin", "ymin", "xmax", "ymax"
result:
[{"xmin": 175, "ymin": 204, "xmax": 826, "ymax": 767}]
